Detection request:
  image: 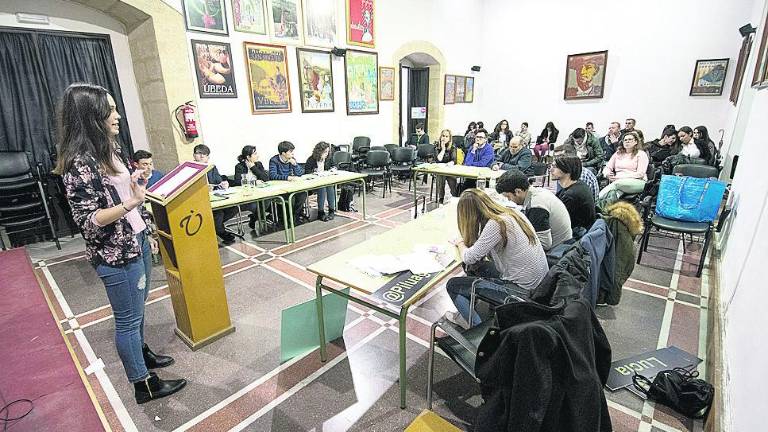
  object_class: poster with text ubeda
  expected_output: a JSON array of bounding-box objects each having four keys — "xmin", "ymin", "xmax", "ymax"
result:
[{"xmin": 191, "ymin": 40, "xmax": 238, "ymax": 98}]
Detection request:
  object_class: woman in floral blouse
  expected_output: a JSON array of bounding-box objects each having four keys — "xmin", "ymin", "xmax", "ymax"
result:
[{"xmin": 54, "ymin": 83, "xmax": 186, "ymax": 404}]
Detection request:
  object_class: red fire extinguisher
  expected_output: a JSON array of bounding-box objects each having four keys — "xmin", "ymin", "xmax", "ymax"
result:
[{"xmin": 175, "ymin": 102, "xmax": 199, "ymax": 139}]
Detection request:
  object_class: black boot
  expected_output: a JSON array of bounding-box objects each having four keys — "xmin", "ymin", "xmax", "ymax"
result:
[
  {"xmin": 248, "ymin": 214, "xmax": 257, "ymax": 230},
  {"xmin": 143, "ymin": 344, "xmax": 174, "ymax": 369},
  {"xmin": 317, "ymin": 210, "xmax": 326, "ymax": 221},
  {"xmin": 327, "ymin": 209, "xmax": 336, "ymax": 220},
  {"xmin": 134, "ymin": 372, "xmax": 186, "ymax": 404}
]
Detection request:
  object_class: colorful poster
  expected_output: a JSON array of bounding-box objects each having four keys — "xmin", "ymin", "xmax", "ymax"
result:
[
  {"xmin": 455, "ymin": 76, "xmax": 466, "ymax": 102},
  {"xmin": 379, "ymin": 66, "xmax": 395, "ymax": 101},
  {"xmin": 690, "ymin": 59, "xmax": 729, "ymax": 96},
  {"xmin": 344, "ymin": 50, "xmax": 378, "ymax": 115},
  {"xmin": 564, "ymin": 50, "xmax": 608, "ymax": 100},
  {"xmin": 233, "ymin": 0, "xmax": 266, "ymax": 34},
  {"xmin": 303, "ymin": 0, "xmax": 337, "ymax": 47},
  {"xmin": 191, "ymin": 40, "xmax": 237, "ymax": 98},
  {"xmin": 465, "ymin": 77, "xmax": 474, "ymax": 102},
  {"xmin": 346, "ymin": 0, "xmax": 374, "ymax": 48},
  {"xmin": 269, "ymin": 0, "xmax": 302, "ymax": 44},
  {"xmin": 297, "ymin": 48, "xmax": 334, "ymax": 113},
  {"xmin": 244, "ymin": 43, "xmax": 292, "ymax": 114},
  {"xmin": 444, "ymin": 75, "xmax": 455, "ymax": 104},
  {"xmin": 182, "ymin": 0, "xmax": 228, "ymax": 35}
]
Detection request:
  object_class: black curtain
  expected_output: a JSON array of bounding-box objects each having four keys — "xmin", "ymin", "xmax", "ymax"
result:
[
  {"xmin": 0, "ymin": 29, "xmax": 133, "ymax": 174},
  {"xmin": 407, "ymin": 68, "xmax": 429, "ymax": 137},
  {"xmin": 0, "ymin": 32, "xmax": 56, "ymax": 172}
]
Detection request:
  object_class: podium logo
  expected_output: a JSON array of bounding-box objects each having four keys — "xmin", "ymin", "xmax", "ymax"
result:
[{"xmin": 180, "ymin": 210, "xmax": 203, "ymax": 236}]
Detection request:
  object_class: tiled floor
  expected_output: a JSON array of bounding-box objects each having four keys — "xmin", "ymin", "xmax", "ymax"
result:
[{"xmin": 28, "ymin": 181, "xmax": 711, "ymax": 431}]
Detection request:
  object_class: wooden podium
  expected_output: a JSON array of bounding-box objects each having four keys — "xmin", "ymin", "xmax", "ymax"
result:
[{"xmin": 145, "ymin": 161, "xmax": 235, "ymax": 350}]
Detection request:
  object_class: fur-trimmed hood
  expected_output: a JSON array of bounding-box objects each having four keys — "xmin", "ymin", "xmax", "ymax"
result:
[{"xmin": 604, "ymin": 201, "xmax": 643, "ymax": 236}]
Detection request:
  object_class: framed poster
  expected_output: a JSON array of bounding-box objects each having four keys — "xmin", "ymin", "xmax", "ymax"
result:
[
  {"xmin": 379, "ymin": 66, "xmax": 395, "ymax": 101},
  {"xmin": 296, "ymin": 48, "xmax": 334, "ymax": 112},
  {"xmin": 269, "ymin": 0, "xmax": 303, "ymax": 44},
  {"xmin": 182, "ymin": 0, "xmax": 228, "ymax": 35},
  {"xmin": 690, "ymin": 58, "xmax": 729, "ymax": 96},
  {"xmin": 233, "ymin": 0, "xmax": 267, "ymax": 35},
  {"xmin": 243, "ymin": 42, "xmax": 292, "ymax": 114},
  {"xmin": 444, "ymin": 75, "xmax": 456, "ymax": 104},
  {"xmin": 564, "ymin": 50, "xmax": 607, "ymax": 100},
  {"xmin": 191, "ymin": 40, "xmax": 237, "ymax": 98},
  {"xmin": 302, "ymin": 0, "xmax": 337, "ymax": 47},
  {"xmin": 465, "ymin": 77, "xmax": 474, "ymax": 102},
  {"xmin": 455, "ymin": 76, "xmax": 466, "ymax": 102},
  {"xmin": 346, "ymin": 0, "xmax": 375, "ymax": 48},
  {"xmin": 344, "ymin": 49, "xmax": 378, "ymax": 115},
  {"xmin": 752, "ymin": 9, "xmax": 768, "ymax": 88},
  {"xmin": 730, "ymin": 35, "xmax": 753, "ymax": 104}
]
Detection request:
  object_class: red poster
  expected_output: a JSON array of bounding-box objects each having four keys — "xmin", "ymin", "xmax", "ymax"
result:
[{"xmin": 346, "ymin": 0, "xmax": 374, "ymax": 48}]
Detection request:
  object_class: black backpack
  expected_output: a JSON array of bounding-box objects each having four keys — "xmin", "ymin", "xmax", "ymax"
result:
[
  {"xmin": 337, "ymin": 185, "xmax": 356, "ymax": 212},
  {"xmin": 633, "ymin": 367, "xmax": 714, "ymax": 419}
]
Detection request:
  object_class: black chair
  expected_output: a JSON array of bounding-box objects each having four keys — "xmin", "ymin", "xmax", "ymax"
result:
[
  {"xmin": 332, "ymin": 151, "xmax": 353, "ymax": 171},
  {"xmin": 390, "ymin": 147, "xmax": 416, "ymax": 187},
  {"xmin": 451, "ymin": 135, "xmax": 465, "ymax": 150},
  {"xmin": 636, "ymin": 164, "xmax": 722, "ymax": 277},
  {"xmin": 0, "ymin": 152, "xmax": 60, "ymax": 250},
  {"xmin": 360, "ymin": 150, "xmax": 391, "ymax": 198},
  {"xmin": 370, "ymin": 145, "xmax": 387, "ymax": 152},
  {"xmin": 528, "ymin": 162, "xmax": 549, "ymax": 186},
  {"xmin": 352, "ymin": 136, "xmax": 371, "ymax": 152},
  {"xmin": 416, "ymin": 143, "xmax": 436, "ymax": 163},
  {"xmin": 384, "ymin": 144, "xmax": 399, "ymax": 159}
]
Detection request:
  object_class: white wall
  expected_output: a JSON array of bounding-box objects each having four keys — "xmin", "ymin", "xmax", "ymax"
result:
[
  {"xmin": 718, "ymin": 0, "xmax": 768, "ymax": 429},
  {"xmin": 478, "ymin": 0, "xmax": 752, "ymax": 141},
  {"xmin": 163, "ymin": 0, "xmax": 483, "ymax": 174},
  {"xmin": 0, "ymin": 0, "xmax": 150, "ymax": 151}
]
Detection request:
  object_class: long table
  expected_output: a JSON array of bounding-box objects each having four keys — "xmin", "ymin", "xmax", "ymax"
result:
[
  {"xmin": 210, "ymin": 182, "xmax": 292, "ymax": 243},
  {"xmin": 307, "ymin": 201, "xmax": 460, "ymax": 408},
  {"xmin": 411, "ymin": 163, "xmax": 505, "ymax": 217}
]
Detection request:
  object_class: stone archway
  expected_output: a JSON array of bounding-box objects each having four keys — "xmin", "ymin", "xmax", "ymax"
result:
[
  {"xmin": 73, "ymin": 0, "xmax": 200, "ymax": 171},
  {"xmin": 391, "ymin": 41, "xmax": 447, "ymax": 144}
]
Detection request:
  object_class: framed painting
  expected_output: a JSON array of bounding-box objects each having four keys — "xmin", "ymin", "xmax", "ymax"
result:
[
  {"xmin": 346, "ymin": 0, "xmax": 375, "ymax": 48},
  {"xmin": 182, "ymin": 0, "xmax": 228, "ymax": 35},
  {"xmin": 243, "ymin": 42, "xmax": 292, "ymax": 114},
  {"xmin": 752, "ymin": 9, "xmax": 768, "ymax": 88},
  {"xmin": 344, "ymin": 49, "xmax": 378, "ymax": 115},
  {"xmin": 379, "ymin": 66, "xmax": 395, "ymax": 101},
  {"xmin": 191, "ymin": 40, "xmax": 237, "ymax": 98},
  {"xmin": 455, "ymin": 76, "xmax": 466, "ymax": 103},
  {"xmin": 465, "ymin": 76, "xmax": 474, "ymax": 103},
  {"xmin": 296, "ymin": 48, "xmax": 334, "ymax": 113},
  {"xmin": 233, "ymin": 0, "xmax": 267, "ymax": 35},
  {"xmin": 564, "ymin": 50, "xmax": 607, "ymax": 100},
  {"xmin": 690, "ymin": 58, "xmax": 729, "ymax": 96},
  {"xmin": 730, "ymin": 34, "xmax": 753, "ymax": 104},
  {"xmin": 302, "ymin": 0, "xmax": 337, "ymax": 48},
  {"xmin": 269, "ymin": 0, "xmax": 303, "ymax": 44},
  {"xmin": 444, "ymin": 75, "xmax": 456, "ymax": 104}
]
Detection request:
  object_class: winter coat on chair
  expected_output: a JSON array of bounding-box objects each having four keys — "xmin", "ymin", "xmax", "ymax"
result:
[
  {"xmin": 579, "ymin": 218, "xmax": 613, "ymax": 307},
  {"xmin": 531, "ymin": 243, "xmax": 591, "ymax": 305},
  {"xmin": 474, "ymin": 296, "xmax": 613, "ymax": 432},
  {"xmin": 598, "ymin": 201, "xmax": 643, "ymax": 305}
]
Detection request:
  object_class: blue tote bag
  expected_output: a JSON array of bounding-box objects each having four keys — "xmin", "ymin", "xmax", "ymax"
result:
[{"xmin": 656, "ymin": 175, "xmax": 726, "ymax": 222}]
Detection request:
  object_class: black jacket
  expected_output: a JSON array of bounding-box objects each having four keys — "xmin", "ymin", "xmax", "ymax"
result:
[
  {"xmin": 474, "ymin": 295, "xmax": 613, "ymax": 432},
  {"xmin": 646, "ymin": 139, "xmax": 680, "ymax": 164},
  {"xmin": 232, "ymin": 161, "xmax": 269, "ymax": 185},
  {"xmin": 304, "ymin": 155, "xmax": 333, "ymax": 173}
]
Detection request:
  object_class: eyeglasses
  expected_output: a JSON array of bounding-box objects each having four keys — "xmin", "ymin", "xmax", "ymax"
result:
[{"xmin": 475, "ymin": 135, "xmax": 487, "ymax": 140}]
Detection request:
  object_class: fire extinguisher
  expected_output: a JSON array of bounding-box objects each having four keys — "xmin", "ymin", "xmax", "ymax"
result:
[{"xmin": 175, "ymin": 102, "xmax": 199, "ymax": 139}]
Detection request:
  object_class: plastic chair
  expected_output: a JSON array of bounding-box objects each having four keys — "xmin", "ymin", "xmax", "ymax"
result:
[
  {"xmin": 332, "ymin": 151, "xmax": 353, "ymax": 171},
  {"xmin": 384, "ymin": 144, "xmax": 399, "ymax": 159},
  {"xmin": 528, "ymin": 162, "xmax": 549, "ymax": 187},
  {"xmin": 390, "ymin": 147, "xmax": 416, "ymax": 188},
  {"xmin": 360, "ymin": 150, "xmax": 391, "ymax": 198}
]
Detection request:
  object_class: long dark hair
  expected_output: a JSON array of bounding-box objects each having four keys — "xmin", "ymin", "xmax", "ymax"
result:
[
  {"xmin": 311, "ymin": 141, "xmax": 331, "ymax": 161},
  {"xmin": 694, "ymin": 125, "xmax": 714, "ymax": 161},
  {"xmin": 464, "ymin": 121, "xmax": 477, "ymax": 135},
  {"xmin": 538, "ymin": 121, "xmax": 559, "ymax": 143},
  {"xmin": 54, "ymin": 83, "xmax": 119, "ymax": 175},
  {"xmin": 238, "ymin": 145, "xmax": 257, "ymax": 163},
  {"xmin": 494, "ymin": 119, "xmax": 510, "ymax": 134}
]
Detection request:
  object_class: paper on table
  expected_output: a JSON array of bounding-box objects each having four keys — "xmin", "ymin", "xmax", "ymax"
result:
[
  {"xmin": 402, "ymin": 251, "xmax": 446, "ymax": 274},
  {"xmin": 349, "ymin": 255, "xmax": 409, "ymax": 277},
  {"xmin": 152, "ymin": 166, "xmax": 199, "ymax": 196}
]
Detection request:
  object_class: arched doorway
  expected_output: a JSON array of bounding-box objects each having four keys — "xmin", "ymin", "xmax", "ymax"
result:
[{"xmin": 391, "ymin": 42, "xmax": 447, "ymax": 144}]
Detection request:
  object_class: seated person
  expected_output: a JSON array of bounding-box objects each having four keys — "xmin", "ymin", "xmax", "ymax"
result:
[
  {"xmin": 551, "ymin": 156, "xmax": 597, "ymax": 231},
  {"xmin": 434, "ymin": 129, "xmax": 459, "ymax": 203},
  {"xmin": 533, "ymin": 122, "xmax": 558, "ymax": 161},
  {"xmin": 409, "ymin": 122, "xmax": 430, "ymax": 146},
  {"xmin": 555, "ymin": 128, "xmax": 604, "ymax": 173},
  {"xmin": 514, "ymin": 122, "xmax": 532, "ymax": 148},
  {"xmin": 489, "ymin": 119, "xmax": 512, "ymax": 150},
  {"xmin": 461, "ymin": 128, "xmax": 495, "ymax": 190},
  {"xmin": 646, "ymin": 126, "xmax": 680, "ymax": 165},
  {"xmin": 233, "ymin": 145, "xmax": 269, "ymax": 229},
  {"xmin": 304, "ymin": 141, "xmax": 336, "ymax": 222},
  {"xmin": 492, "ymin": 136, "xmax": 533, "ymax": 174},
  {"xmin": 268, "ymin": 141, "xmax": 308, "ymax": 224},
  {"xmin": 193, "ymin": 144, "xmax": 237, "ymax": 245},
  {"xmin": 599, "ymin": 131, "xmax": 649, "ymax": 205},
  {"xmin": 446, "ymin": 189, "xmax": 548, "ymax": 327},
  {"xmin": 495, "ymin": 169, "xmax": 572, "ymax": 250},
  {"xmin": 600, "ymin": 122, "xmax": 622, "ymax": 162},
  {"xmin": 132, "ymin": 150, "xmax": 163, "ymax": 188}
]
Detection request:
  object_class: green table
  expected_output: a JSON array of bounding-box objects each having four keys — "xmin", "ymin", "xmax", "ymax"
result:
[
  {"xmin": 307, "ymin": 201, "xmax": 460, "ymax": 408},
  {"xmin": 411, "ymin": 163, "xmax": 505, "ymax": 217}
]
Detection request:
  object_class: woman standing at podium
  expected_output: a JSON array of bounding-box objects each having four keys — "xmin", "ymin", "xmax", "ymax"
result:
[{"xmin": 54, "ymin": 83, "xmax": 187, "ymax": 404}]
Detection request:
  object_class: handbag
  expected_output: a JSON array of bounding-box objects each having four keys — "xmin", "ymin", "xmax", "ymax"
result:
[
  {"xmin": 632, "ymin": 367, "xmax": 714, "ymax": 419},
  {"xmin": 655, "ymin": 175, "xmax": 726, "ymax": 222}
]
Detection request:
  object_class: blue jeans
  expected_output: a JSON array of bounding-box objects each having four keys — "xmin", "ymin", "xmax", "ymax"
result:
[
  {"xmin": 95, "ymin": 232, "xmax": 152, "ymax": 383},
  {"xmin": 446, "ymin": 277, "xmax": 526, "ymax": 326},
  {"xmin": 316, "ymin": 186, "xmax": 337, "ymax": 211}
]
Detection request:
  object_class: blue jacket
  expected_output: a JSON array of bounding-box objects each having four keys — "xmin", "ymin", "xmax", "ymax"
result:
[
  {"xmin": 464, "ymin": 143, "xmax": 495, "ymax": 167},
  {"xmin": 146, "ymin": 170, "xmax": 163, "ymax": 188},
  {"xmin": 578, "ymin": 218, "xmax": 613, "ymax": 307},
  {"xmin": 269, "ymin": 155, "xmax": 304, "ymax": 180}
]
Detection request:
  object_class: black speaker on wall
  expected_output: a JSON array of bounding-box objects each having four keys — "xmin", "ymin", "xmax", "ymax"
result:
[
  {"xmin": 739, "ymin": 24, "xmax": 756, "ymax": 37},
  {"xmin": 471, "ymin": 65, "xmax": 481, "ymax": 72},
  {"xmin": 331, "ymin": 47, "xmax": 347, "ymax": 57}
]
